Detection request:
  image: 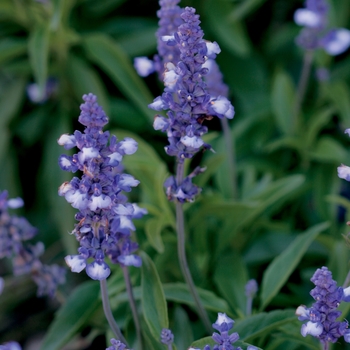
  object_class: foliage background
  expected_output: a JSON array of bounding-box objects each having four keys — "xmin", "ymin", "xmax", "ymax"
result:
[{"xmin": 1, "ymin": 0, "xmax": 350, "ymax": 349}]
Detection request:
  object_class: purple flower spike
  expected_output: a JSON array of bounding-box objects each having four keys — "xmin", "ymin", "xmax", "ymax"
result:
[
  {"xmin": 296, "ymin": 266, "xmax": 350, "ymax": 344},
  {"xmin": 58, "ymin": 94, "xmax": 147, "ymax": 280},
  {"xmin": 149, "ymin": 7, "xmax": 234, "ymax": 164}
]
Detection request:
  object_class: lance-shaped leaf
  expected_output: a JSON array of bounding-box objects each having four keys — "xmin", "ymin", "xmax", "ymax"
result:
[
  {"xmin": 141, "ymin": 252, "xmax": 169, "ymax": 342},
  {"xmin": 260, "ymin": 222, "xmax": 330, "ymax": 310}
]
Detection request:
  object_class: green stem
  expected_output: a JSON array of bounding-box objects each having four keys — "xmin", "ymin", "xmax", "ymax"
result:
[
  {"xmin": 175, "ymin": 162, "xmax": 212, "ymax": 333},
  {"xmin": 293, "ymin": 50, "xmax": 314, "ymax": 131},
  {"xmin": 246, "ymin": 296, "xmax": 253, "ymax": 316},
  {"xmin": 123, "ymin": 266, "xmax": 143, "ymax": 350},
  {"xmin": 343, "ymin": 270, "xmax": 350, "ymax": 288},
  {"xmin": 100, "ymin": 279, "xmax": 129, "ymax": 346},
  {"xmin": 220, "ymin": 118, "xmax": 237, "ymax": 199}
]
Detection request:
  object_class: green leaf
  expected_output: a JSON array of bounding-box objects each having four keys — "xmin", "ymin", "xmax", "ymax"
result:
[
  {"xmin": 83, "ymin": 34, "xmax": 154, "ymax": 123},
  {"xmin": 0, "ymin": 77, "xmax": 26, "ymax": 164},
  {"xmin": 163, "ymin": 283, "xmax": 229, "ymax": 313},
  {"xmin": 213, "ymin": 252, "xmax": 247, "ymax": 317},
  {"xmin": 324, "ymin": 81, "xmax": 350, "ymax": 127},
  {"xmin": 66, "ymin": 54, "xmax": 110, "ymax": 115},
  {"xmin": 0, "ymin": 38, "xmax": 26, "ymax": 65},
  {"xmin": 141, "ymin": 252, "xmax": 169, "ymax": 342},
  {"xmin": 271, "ymin": 70, "xmax": 296, "ymax": 135},
  {"xmin": 260, "ymin": 222, "xmax": 330, "ymax": 310},
  {"xmin": 112, "ymin": 283, "xmax": 229, "ymax": 313},
  {"xmin": 39, "ymin": 281, "xmax": 100, "ymax": 350},
  {"xmin": 145, "ymin": 217, "xmax": 165, "ymax": 253},
  {"xmin": 172, "ymin": 306, "xmax": 193, "ymax": 350},
  {"xmin": 235, "ymin": 309, "xmax": 296, "ymax": 341},
  {"xmin": 203, "ymin": 0, "xmax": 251, "ymax": 56},
  {"xmin": 228, "ymin": 0, "xmax": 267, "ymax": 22},
  {"xmin": 309, "ymin": 136, "xmax": 348, "ymax": 163},
  {"xmin": 28, "ymin": 24, "xmax": 50, "ymax": 99}
]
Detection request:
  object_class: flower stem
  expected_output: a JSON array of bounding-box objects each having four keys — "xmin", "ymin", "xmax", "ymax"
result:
[
  {"xmin": 220, "ymin": 118, "xmax": 237, "ymax": 199},
  {"xmin": 246, "ymin": 296, "xmax": 253, "ymax": 316},
  {"xmin": 293, "ymin": 50, "xmax": 314, "ymax": 131},
  {"xmin": 100, "ymin": 279, "xmax": 129, "ymax": 346},
  {"xmin": 123, "ymin": 266, "xmax": 143, "ymax": 350},
  {"xmin": 323, "ymin": 341, "xmax": 329, "ymax": 350},
  {"xmin": 175, "ymin": 162, "xmax": 212, "ymax": 333},
  {"xmin": 343, "ymin": 270, "xmax": 350, "ymax": 288}
]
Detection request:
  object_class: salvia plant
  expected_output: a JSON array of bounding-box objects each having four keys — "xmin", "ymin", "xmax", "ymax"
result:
[{"xmin": 2, "ymin": 0, "xmax": 350, "ymax": 349}]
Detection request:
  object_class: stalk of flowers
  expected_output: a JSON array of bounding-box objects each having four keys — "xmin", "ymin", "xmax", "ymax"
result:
[
  {"xmin": 293, "ymin": 0, "xmax": 350, "ymax": 121},
  {"xmin": 161, "ymin": 313, "xmax": 258, "ymax": 350},
  {"xmin": 148, "ymin": 6, "xmax": 234, "ymax": 334},
  {"xmin": 136, "ymin": 0, "xmax": 237, "ymax": 198},
  {"xmin": 0, "ymin": 190, "xmax": 65, "ymax": 297},
  {"xmin": 296, "ymin": 267, "xmax": 350, "ymax": 348},
  {"xmin": 58, "ymin": 93, "xmax": 147, "ymax": 347}
]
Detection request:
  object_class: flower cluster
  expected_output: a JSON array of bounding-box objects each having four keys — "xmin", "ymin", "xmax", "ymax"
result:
[
  {"xmin": 189, "ymin": 313, "xmax": 258, "ymax": 350},
  {"xmin": 161, "ymin": 328, "xmax": 174, "ymax": 348},
  {"xmin": 134, "ymin": 0, "xmax": 183, "ymax": 78},
  {"xmin": 149, "ymin": 6, "xmax": 234, "ymax": 160},
  {"xmin": 294, "ymin": 0, "xmax": 350, "ymax": 55},
  {"xmin": 0, "ymin": 342, "xmax": 21, "ymax": 350},
  {"xmin": 58, "ymin": 93, "xmax": 146, "ymax": 280},
  {"xmin": 0, "ymin": 191, "xmax": 65, "ymax": 297},
  {"xmin": 296, "ymin": 267, "xmax": 350, "ymax": 343},
  {"xmin": 106, "ymin": 339, "xmax": 129, "ymax": 350}
]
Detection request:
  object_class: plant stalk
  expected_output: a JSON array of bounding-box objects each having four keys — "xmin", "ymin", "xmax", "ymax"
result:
[
  {"xmin": 175, "ymin": 162, "xmax": 212, "ymax": 333},
  {"xmin": 293, "ymin": 50, "xmax": 314, "ymax": 130},
  {"xmin": 220, "ymin": 118, "xmax": 237, "ymax": 199},
  {"xmin": 100, "ymin": 279, "xmax": 129, "ymax": 346},
  {"xmin": 123, "ymin": 266, "xmax": 143, "ymax": 350}
]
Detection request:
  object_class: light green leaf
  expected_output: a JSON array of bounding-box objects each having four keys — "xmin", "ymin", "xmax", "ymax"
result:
[
  {"xmin": 145, "ymin": 217, "xmax": 165, "ymax": 253},
  {"xmin": 271, "ymin": 70, "xmax": 296, "ymax": 135},
  {"xmin": 260, "ymin": 222, "xmax": 330, "ymax": 310},
  {"xmin": 141, "ymin": 252, "xmax": 169, "ymax": 342},
  {"xmin": 28, "ymin": 24, "xmax": 50, "ymax": 99},
  {"xmin": 67, "ymin": 54, "xmax": 110, "ymax": 115},
  {"xmin": 83, "ymin": 34, "xmax": 154, "ymax": 123},
  {"xmin": 39, "ymin": 282, "xmax": 100, "ymax": 350}
]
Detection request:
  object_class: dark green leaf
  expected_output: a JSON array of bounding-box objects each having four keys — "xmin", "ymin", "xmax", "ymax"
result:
[
  {"xmin": 39, "ymin": 282, "xmax": 100, "ymax": 350},
  {"xmin": 271, "ymin": 70, "xmax": 296, "ymax": 135},
  {"xmin": 203, "ymin": 0, "xmax": 251, "ymax": 56},
  {"xmin": 28, "ymin": 24, "xmax": 50, "ymax": 99},
  {"xmin": 0, "ymin": 38, "xmax": 26, "ymax": 66},
  {"xmin": 67, "ymin": 55, "xmax": 110, "ymax": 115}
]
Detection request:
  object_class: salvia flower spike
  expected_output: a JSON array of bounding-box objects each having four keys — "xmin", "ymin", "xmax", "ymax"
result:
[
  {"xmin": 58, "ymin": 93, "xmax": 147, "ymax": 280},
  {"xmin": 296, "ymin": 267, "xmax": 350, "ymax": 344}
]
